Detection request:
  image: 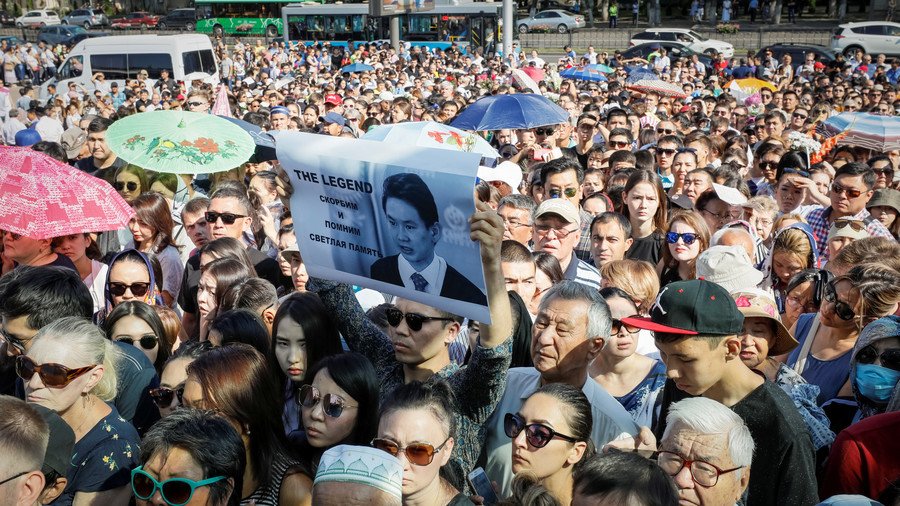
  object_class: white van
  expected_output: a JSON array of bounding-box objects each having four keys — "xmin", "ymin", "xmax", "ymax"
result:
[{"xmin": 41, "ymin": 34, "xmax": 219, "ymax": 99}]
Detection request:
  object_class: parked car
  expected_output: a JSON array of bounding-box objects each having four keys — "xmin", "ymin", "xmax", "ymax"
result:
[
  {"xmin": 619, "ymin": 41, "xmax": 715, "ymax": 71},
  {"xmin": 110, "ymin": 11, "xmax": 159, "ymax": 29},
  {"xmin": 15, "ymin": 10, "xmax": 61, "ymax": 27},
  {"xmin": 63, "ymin": 8, "xmax": 110, "ymax": 28},
  {"xmin": 157, "ymin": 8, "xmax": 197, "ymax": 30},
  {"xmin": 756, "ymin": 43, "xmax": 838, "ymax": 65},
  {"xmin": 630, "ymin": 28, "xmax": 734, "ymax": 58},
  {"xmin": 517, "ymin": 9, "xmax": 585, "ymax": 34},
  {"xmin": 38, "ymin": 25, "xmax": 107, "ymax": 46},
  {"xmin": 831, "ymin": 22, "xmax": 900, "ymax": 57}
]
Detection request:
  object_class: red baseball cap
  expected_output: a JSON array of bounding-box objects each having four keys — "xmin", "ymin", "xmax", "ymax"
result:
[{"xmin": 324, "ymin": 94, "xmax": 343, "ymax": 105}]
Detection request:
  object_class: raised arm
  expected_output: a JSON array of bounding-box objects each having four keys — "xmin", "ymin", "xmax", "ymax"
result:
[{"xmin": 469, "ymin": 200, "xmax": 513, "ymax": 348}]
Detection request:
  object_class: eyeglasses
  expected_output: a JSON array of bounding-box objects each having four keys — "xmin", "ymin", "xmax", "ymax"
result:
[
  {"xmin": 385, "ymin": 307, "xmax": 455, "ymax": 332},
  {"xmin": 782, "ymin": 167, "xmax": 810, "ymax": 178},
  {"xmin": 0, "ymin": 330, "xmax": 27, "ymax": 356},
  {"xmin": 504, "ymin": 412, "xmax": 578, "ymax": 448},
  {"xmin": 534, "ymin": 223, "xmax": 578, "ymax": 239},
  {"xmin": 131, "ymin": 466, "xmax": 226, "ymax": 506},
  {"xmin": 856, "ymin": 345, "xmax": 900, "ymax": 372},
  {"xmin": 535, "ymin": 128, "xmax": 555, "ymax": 136},
  {"xmin": 109, "ymin": 282, "xmax": 151, "ymax": 298},
  {"xmin": 116, "ymin": 334, "xmax": 159, "ymax": 350},
  {"xmin": 297, "ymin": 384, "xmax": 357, "ymax": 418},
  {"xmin": 701, "ymin": 208, "xmax": 731, "ymax": 222},
  {"xmin": 371, "ymin": 437, "xmax": 450, "ymax": 466},
  {"xmin": 786, "ymin": 296, "xmax": 818, "ymax": 313},
  {"xmin": 611, "ymin": 316, "xmax": 641, "ymax": 336},
  {"xmin": 824, "ymin": 282, "xmax": 856, "ymax": 321},
  {"xmin": 204, "ymin": 211, "xmax": 248, "ymax": 225},
  {"xmin": 187, "ymin": 101, "xmax": 207, "ymax": 108},
  {"xmin": 0, "ymin": 471, "xmax": 33, "ymax": 486},
  {"xmin": 148, "ymin": 386, "xmax": 185, "ymax": 409},
  {"xmin": 833, "ymin": 219, "xmax": 866, "ymax": 232},
  {"xmin": 657, "ymin": 148, "xmax": 678, "ymax": 156},
  {"xmin": 15, "ymin": 355, "xmax": 96, "ymax": 388},
  {"xmin": 666, "ymin": 232, "xmax": 698, "ymax": 245},
  {"xmin": 607, "ymin": 140, "xmax": 630, "ymax": 149},
  {"xmin": 548, "ymin": 188, "xmax": 578, "ymax": 199},
  {"xmin": 656, "ymin": 450, "xmax": 742, "ymax": 487},
  {"xmin": 502, "ymin": 218, "xmax": 531, "ymax": 229}
]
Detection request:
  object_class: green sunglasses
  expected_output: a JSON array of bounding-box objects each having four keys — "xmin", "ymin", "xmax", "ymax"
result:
[{"xmin": 131, "ymin": 466, "xmax": 226, "ymax": 506}]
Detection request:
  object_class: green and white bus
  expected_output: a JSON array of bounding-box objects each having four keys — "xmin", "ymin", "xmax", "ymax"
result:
[{"xmin": 194, "ymin": 0, "xmax": 326, "ymax": 38}]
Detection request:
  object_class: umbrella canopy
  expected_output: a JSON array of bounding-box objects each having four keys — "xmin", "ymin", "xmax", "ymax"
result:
[
  {"xmin": 521, "ymin": 66, "xmax": 545, "ymax": 83},
  {"xmin": 627, "ymin": 79, "xmax": 688, "ymax": 99},
  {"xmin": 363, "ymin": 121, "xmax": 499, "ymax": 166},
  {"xmin": 218, "ymin": 115, "xmax": 277, "ymax": 162},
  {"xmin": 560, "ymin": 66, "xmax": 608, "ymax": 82},
  {"xmin": 0, "ymin": 147, "xmax": 134, "ymax": 239},
  {"xmin": 511, "ymin": 68, "xmax": 541, "ymax": 94},
  {"xmin": 821, "ymin": 112, "xmax": 900, "ymax": 152},
  {"xmin": 211, "ymin": 85, "xmax": 232, "ymax": 118},
  {"xmin": 450, "ymin": 94, "xmax": 569, "ymax": 131},
  {"xmin": 626, "ymin": 67, "xmax": 657, "ymax": 83},
  {"xmin": 725, "ymin": 77, "xmax": 777, "ymax": 94},
  {"xmin": 586, "ymin": 64, "xmax": 614, "ymax": 73},
  {"xmin": 107, "ymin": 111, "xmax": 255, "ymax": 174},
  {"xmin": 342, "ymin": 62, "xmax": 375, "ymax": 73}
]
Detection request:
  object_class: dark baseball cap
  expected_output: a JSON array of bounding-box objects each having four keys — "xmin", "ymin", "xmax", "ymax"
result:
[
  {"xmin": 31, "ymin": 404, "xmax": 75, "ymax": 477},
  {"xmin": 622, "ymin": 279, "xmax": 744, "ymax": 336}
]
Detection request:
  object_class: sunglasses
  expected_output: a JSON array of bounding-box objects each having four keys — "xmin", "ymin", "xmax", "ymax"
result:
[
  {"xmin": 205, "ymin": 212, "xmax": 247, "ymax": 225},
  {"xmin": 187, "ymin": 101, "xmax": 207, "ymax": 107},
  {"xmin": 873, "ymin": 167, "xmax": 895, "ymax": 177},
  {"xmin": 114, "ymin": 181, "xmax": 138, "ymax": 192},
  {"xmin": 131, "ymin": 466, "xmax": 226, "ymax": 506},
  {"xmin": 656, "ymin": 148, "xmax": 678, "ymax": 156},
  {"xmin": 759, "ymin": 161, "xmax": 778, "ymax": 171},
  {"xmin": 148, "ymin": 385, "xmax": 185, "ymax": 408},
  {"xmin": 548, "ymin": 188, "xmax": 578, "ymax": 199},
  {"xmin": 831, "ymin": 183, "xmax": 863, "ymax": 199},
  {"xmin": 793, "ymin": 112, "xmax": 808, "ymax": 119},
  {"xmin": 782, "ymin": 167, "xmax": 810, "ymax": 178},
  {"xmin": 607, "ymin": 140, "xmax": 630, "ymax": 149},
  {"xmin": 824, "ymin": 282, "xmax": 856, "ymax": 321},
  {"xmin": 611, "ymin": 316, "xmax": 641, "ymax": 336},
  {"xmin": 666, "ymin": 232, "xmax": 699, "ymax": 245},
  {"xmin": 297, "ymin": 384, "xmax": 357, "ymax": 418},
  {"xmin": 385, "ymin": 307, "xmax": 455, "ymax": 332},
  {"xmin": 856, "ymin": 345, "xmax": 900, "ymax": 372},
  {"xmin": 371, "ymin": 437, "xmax": 450, "ymax": 466},
  {"xmin": 535, "ymin": 128, "xmax": 556, "ymax": 136},
  {"xmin": 15, "ymin": 355, "xmax": 96, "ymax": 388},
  {"xmin": 656, "ymin": 128, "xmax": 676, "ymax": 135},
  {"xmin": 504, "ymin": 413, "xmax": 578, "ymax": 448},
  {"xmin": 116, "ymin": 334, "xmax": 158, "ymax": 350},
  {"xmin": 4, "ymin": 231, "xmax": 22, "ymax": 240},
  {"xmin": 833, "ymin": 219, "xmax": 866, "ymax": 232},
  {"xmin": 109, "ymin": 282, "xmax": 151, "ymax": 298}
]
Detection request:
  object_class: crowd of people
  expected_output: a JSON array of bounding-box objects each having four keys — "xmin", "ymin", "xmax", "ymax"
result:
[{"xmin": 1, "ymin": 29, "xmax": 900, "ymax": 506}]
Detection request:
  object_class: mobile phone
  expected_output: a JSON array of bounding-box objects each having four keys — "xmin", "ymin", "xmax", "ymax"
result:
[
  {"xmin": 467, "ymin": 467, "xmax": 498, "ymax": 505},
  {"xmin": 532, "ymin": 147, "xmax": 551, "ymax": 161}
]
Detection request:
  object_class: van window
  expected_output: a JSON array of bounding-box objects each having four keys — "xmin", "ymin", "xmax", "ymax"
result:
[
  {"xmin": 90, "ymin": 53, "xmax": 127, "ymax": 79},
  {"xmin": 182, "ymin": 49, "xmax": 216, "ymax": 75},
  {"xmin": 58, "ymin": 55, "xmax": 84, "ymax": 80},
  {"xmin": 128, "ymin": 53, "xmax": 174, "ymax": 78}
]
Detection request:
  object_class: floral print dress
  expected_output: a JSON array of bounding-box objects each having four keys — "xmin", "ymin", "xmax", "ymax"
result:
[{"xmin": 52, "ymin": 406, "xmax": 141, "ymax": 506}]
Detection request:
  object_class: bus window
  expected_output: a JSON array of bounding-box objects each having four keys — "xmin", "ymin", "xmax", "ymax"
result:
[
  {"xmin": 58, "ymin": 55, "xmax": 84, "ymax": 80},
  {"xmin": 90, "ymin": 54, "xmax": 127, "ymax": 80}
]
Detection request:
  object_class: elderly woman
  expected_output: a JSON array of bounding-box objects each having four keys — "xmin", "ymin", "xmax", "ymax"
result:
[
  {"xmin": 731, "ymin": 289, "xmax": 835, "ymax": 451},
  {"xmin": 20, "ymin": 317, "xmax": 140, "ymax": 504},
  {"xmin": 133, "ymin": 409, "xmax": 245, "ymax": 506}
]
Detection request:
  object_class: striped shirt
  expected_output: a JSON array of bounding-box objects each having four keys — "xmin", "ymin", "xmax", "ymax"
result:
[
  {"xmin": 563, "ymin": 252, "xmax": 602, "ymax": 290},
  {"xmin": 805, "ymin": 206, "xmax": 894, "ymax": 263}
]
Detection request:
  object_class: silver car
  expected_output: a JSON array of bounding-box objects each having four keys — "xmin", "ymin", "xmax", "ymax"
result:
[
  {"xmin": 63, "ymin": 8, "xmax": 109, "ymax": 28},
  {"xmin": 517, "ymin": 9, "xmax": 586, "ymax": 34}
]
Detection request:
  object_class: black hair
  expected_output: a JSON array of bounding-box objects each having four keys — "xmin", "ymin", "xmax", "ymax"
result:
[
  {"xmin": 86, "ymin": 116, "xmax": 113, "ymax": 134},
  {"xmin": 539, "ymin": 156, "xmax": 585, "ymax": 185},
  {"xmin": 140, "ymin": 409, "xmax": 246, "ymax": 506},
  {"xmin": 220, "ymin": 278, "xmax": 278, "ymax": 315},
  {"xmin": 0, "ymin": 266, "xmax": 93, "ymax": 331},
  {"xmin": 573, "ymin": 451, "xmax": 678, "ymax": 506},
  {"xmin": 269, "ymin": 292, "xmax": 344, "ymax": 386},
  {"xmin": 599, "ymin": 286, "xmax": 639, "ymax": 311},
  {"xmin": 590, "ymin": 212, "xmax": 632, "ymax": 239},
  {"xmin": 835, "ymin": 162, "xmax": 877, "ymax": 190},
  {"xmin": 105, "ymin": 301, "xmax": 170, "ymax": 374},
  {"xmin": 381, "ymin": 172, "xmax": 439, "ymax": 227},
  {"xmin": 528, "ymin": 383, "xmax": 595, "ymax": 465},
  {"xmin": 380, "ymin": 380, "xmax": 458, "ymax": 439},
  {"xmin": 31, "ymin": 141, "xmax": 67, "ymax": 163},
  {"xmin": 210, "ymin": 309, "xmax": 271, "ymax": 355},
  {"xmin": 775, "ymin": 150, "xmax": 810, "ymax": 182},
  {"xmin": 305, "ymin": 353, "xmax": 380, "ymax": 450}
]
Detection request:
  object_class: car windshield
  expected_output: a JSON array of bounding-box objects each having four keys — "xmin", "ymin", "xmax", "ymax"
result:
[
  {"xmin": 70, "ymin": 26, "xmax": 86, "ymax": 33},
  {"xmin": 688, "ymin": 30, "xmax": 706, "ymax": 41}
]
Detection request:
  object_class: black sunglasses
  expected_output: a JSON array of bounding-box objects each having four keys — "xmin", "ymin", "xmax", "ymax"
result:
[
  {"xmin": 298, "ymin": 384, "xmax": 357, "ymax": 418},
  {"xmin": 504, "ymin": 413, "xmax": 578, "ymax": 448},
  {"xmin": 205, "ymin": 211, "xmax": 247, "ymax": 225},
  {"xmin": 656, "ymin": 148, "xmax": 678, "ymax": 156},
  {"xmin": 856, "ymin": 345, "xmax": 900, "ymax": 372},
  {"xmin": 385, "ymin": 307, "xmax": 455, "ymax": 332},
  {"xmin": 109, "ymin": 282, "xmax": 151, "ymax": 298},
  {"xmin": 115, "ymin": 181, "xmax": 138, "ymax": 192},
  {"xmin": 782, "ymin": 167, "xmax": 810, "ymax": 178},
  {"xmin": 824, "ymin": 282, "xmax": 855, "ymax": 321},
  {"xmin": 116, "ymin": 335, "xmax": 158, "ymax": 350},
  {"xmin": 611, "ymin": 316, "xmax": 641, "ymax": 336},
  {"xmin": 535, "ymin": 127, "xmax": 556, "ymax": 136},
  {"xmin": 548, "ymin": 188, "xmax": 578, "ymax": 199},
  {"xmin": 148, "ymin": 385, "xmax": 184, "ymax": 408}
]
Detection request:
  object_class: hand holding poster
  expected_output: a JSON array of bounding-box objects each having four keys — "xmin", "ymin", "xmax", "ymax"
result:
[{"xmin": 277, "ymin": 132, "xmax": 490, "ymax": 322}]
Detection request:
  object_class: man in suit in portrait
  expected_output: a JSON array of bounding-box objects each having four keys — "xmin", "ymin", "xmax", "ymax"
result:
[{"xmin": 370, "ymin": 172, "xmax": 487, "ymax": 306}]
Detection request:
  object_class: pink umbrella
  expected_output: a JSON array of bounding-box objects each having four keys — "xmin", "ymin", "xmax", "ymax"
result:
[
  {"xmin": 521, "ymin": 66, "xmax": 545, "ymax": 83},
  {"xmin": 211, "ymin": 84, "xmax": 232, "ymax": 118},
  {"xmin": 0, "ymin": 147, "xmax": 135, "ymax": 240}
]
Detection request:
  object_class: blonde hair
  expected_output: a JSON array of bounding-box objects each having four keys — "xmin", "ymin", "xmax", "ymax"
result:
[
  {"xmin": 772, "ymin": 213, "xmax": 807, "ymax": 232},
  {"xmin": 771, "ymin": 228, "xmax": 813, "ymax": 270},
  {"xmin": 600, "ymin": 259, "xmax": 661, "ymax": 314},
  {"xmin": 32, "ymin": 317, "xmax": 118, "ymax": 401},
  {"xmin": 744, "ymin": 196, "xmax": 778, "ymax": 221},
  {"xmin": 849, "ymin": 263, "xmax": 900, "ymax": 321}
]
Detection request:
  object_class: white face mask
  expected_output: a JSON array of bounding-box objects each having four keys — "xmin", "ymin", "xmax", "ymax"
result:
[{"xmin": 260, "ymin": 101, "xmax": 270, "ymax": 108}]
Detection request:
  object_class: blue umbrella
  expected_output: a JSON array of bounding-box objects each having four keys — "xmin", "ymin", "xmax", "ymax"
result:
[
  {"xmin": 626, "ymin": 67, "xmax": 658, "ymax": 83},
  {"xmin": 218, "ymin": 116, "xmax": 276, "ymax": 162},
  {"xmin": 450, "ymin": 94, "xmax": 569, "ymax": 131},
  {"xmin": 821, "ymin": 112, "xmax": 900, "ymax": 152},
  {"xmin": 586, "ymin": 63, "xmax": 615, "ymax": 73},
  {"xmin": 559, "ymin": 66, "xmax": 608, "ymax": 82},
  {"xmin": 341, "ymin": 62, "xmax": 375, "ymax": 73}
]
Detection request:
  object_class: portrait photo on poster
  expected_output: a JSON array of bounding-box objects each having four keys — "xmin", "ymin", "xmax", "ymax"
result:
[{"xmin": 277, "ymin": 133, "xmax": 490, "ymax": 322}]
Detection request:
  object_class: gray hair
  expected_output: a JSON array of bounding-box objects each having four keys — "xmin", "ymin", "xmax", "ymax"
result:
[
  {"xmin": 498, "ymin": 194, "xmax": 537, "ymax": 219},
  {"xmin": 663, "ymin": 397, "xmax": 755, "ymax": 473},
  {"xmin": 32, "ymin": 317, "xmax": 118, "ymax": 401},
  {"xmin": 0, "ymin": 395, "xmax": 48, "ymax": 475},
  {"xmin": 711, "ymin": 227, "xmax": 756, "ymax": 263},
  {"xmin": 539, "ymin": 280, "xmax": 612, "ymax": 339}
]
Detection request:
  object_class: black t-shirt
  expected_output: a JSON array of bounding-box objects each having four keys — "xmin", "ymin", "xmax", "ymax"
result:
[
  {"xmin": 177, "ymin": 253, "xmax": 201, "ymax": 316},
  {"xmin": 625, "ymin": 231, "xmax": 663, "ymax": 266},
  {"xmin": 562, "ymin": 146, "xmax": 590, "ymax": 170},
  {"xmin": 75, "ymin": 156, "xmax": 126, "ymax": 185},
  {"xmin": 655, "ymin": 380, "xmax": 819, "ymax": 506}
]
